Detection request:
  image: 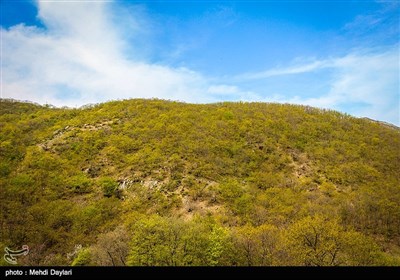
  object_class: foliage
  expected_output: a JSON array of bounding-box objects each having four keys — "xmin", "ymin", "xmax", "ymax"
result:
[
  {"xmin": 1, "ymin": 98, "xmax": 399, "ymax": 266},
  {"xmin": 98, "ymin": 177, "xmax": 119, "ymax": 198},
  {"xmin": 71, "ymin": 248, "xmax": 92, "ymax": 266}
]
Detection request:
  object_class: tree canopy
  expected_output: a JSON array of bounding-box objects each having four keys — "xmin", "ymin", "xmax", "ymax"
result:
[{"xmin": 1, "ymin": 98, "xmax": 399, "ymax": 266}]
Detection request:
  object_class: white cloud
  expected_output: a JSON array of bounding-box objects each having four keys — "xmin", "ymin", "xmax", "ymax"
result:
[
  {"xmin": 0, "ymin": 0, "xmax": 221, "ymax": 107},
  {"xmin": 236, "ymin": 60, "xmax": 330, "ymax": 80},
  {"xmin": 262, "ymin": 48, "xmax": 399, "ymax": 125},
  {"xmin": 0, "ymin": 0, "xmax": 398, "ymax": 125}
]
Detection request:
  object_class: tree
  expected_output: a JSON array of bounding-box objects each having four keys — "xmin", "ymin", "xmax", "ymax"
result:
[
  {"xmin": 72, "ymin": 248, "xmax": 93, "ymax": 266},
  {"xmin": 284, "ymin": 216, "xmax": 343, "ymax": 266},
  {"xmin": 283, "ymin": 216, "xmax": 388, "ymax": 266},
  {"xmin": 206, "ymin": 225, "xmax": 231, "ymax": 266},
  {"xmin": 127, "ymin": 215, "xmax": 178, "ymax": 266},
  {"xmin": 341, "ymin": 231, "xmax": 384, "ymax": 266},
  {"xmin": 91, "ymin": 226, "xmax": 130, "ymax": 266},
  {"xmin": 233, "ymin": 224, "xmax": 279, "ymax": 266}
]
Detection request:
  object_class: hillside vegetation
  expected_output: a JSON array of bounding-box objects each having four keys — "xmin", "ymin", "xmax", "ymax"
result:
[{"xmin": 1, "ymin": 98, "xmax": 399, "ymax": 266}]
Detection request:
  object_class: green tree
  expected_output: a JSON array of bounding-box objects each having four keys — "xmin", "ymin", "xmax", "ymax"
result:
[
  {"xmin": 206, "ymin": 225, "xmax": 231, "ymax": 266},
  {"xmin": 99, "ymin": 177, "xmax": 119, "ymax": 198},
  {"xmin": 72, "ymin": 248, "xmax": 92, "ymax": 266},
  {"xmin": 284, "ymin": 216, "xmax": 343, "ymax": 266}
]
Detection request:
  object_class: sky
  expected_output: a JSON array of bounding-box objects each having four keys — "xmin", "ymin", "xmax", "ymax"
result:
[{"xmin": 1, "ymin": 0, "xmax": 399, "ymax": 125}]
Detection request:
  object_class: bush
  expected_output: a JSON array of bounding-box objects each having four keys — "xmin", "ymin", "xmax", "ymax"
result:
[
  {"xmin": 99, "ymin": 177, "xmax": 118, "ymax": 198},
  {"xmin": 67, "ymin": 175, "xmax": 92, "ymax": 194}
]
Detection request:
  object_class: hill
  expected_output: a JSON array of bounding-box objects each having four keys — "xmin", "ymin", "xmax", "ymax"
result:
[{"xmin": 1, "ymin": 98, "xmax": 399, "ymax": 266}]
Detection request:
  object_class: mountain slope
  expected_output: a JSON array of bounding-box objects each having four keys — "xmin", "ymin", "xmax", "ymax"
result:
[{"xmin": 1, "ymin": 98, "xmax": 399, "ymax": 266}]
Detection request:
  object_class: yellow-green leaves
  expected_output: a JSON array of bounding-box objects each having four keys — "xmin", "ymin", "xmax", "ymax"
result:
[{"xmin": 1, "ymin": 99, "xmax": 399, "ymax": 266}]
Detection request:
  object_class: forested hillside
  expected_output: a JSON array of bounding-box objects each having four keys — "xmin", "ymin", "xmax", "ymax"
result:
[{"xmin": 1, "ymin": 98, "xmax": 399, "ymax": 266}]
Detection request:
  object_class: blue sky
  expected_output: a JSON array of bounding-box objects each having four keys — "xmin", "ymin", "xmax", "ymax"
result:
[{"xmin": 1, "ymin": 0, "xmax": 399, "ymax": 125}]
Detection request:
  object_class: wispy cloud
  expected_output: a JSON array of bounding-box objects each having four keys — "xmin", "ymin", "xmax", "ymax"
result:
[
  {"xmin": 259, "ymin": 47, "xmax": 399, "ymax": 125},
  {"xmin": 235, "ymin": 60, "xmax": 330, "ymax": 80},
  {"xmin": 342, "ymin": 0, "xmax": 399, "ymax": 46}
]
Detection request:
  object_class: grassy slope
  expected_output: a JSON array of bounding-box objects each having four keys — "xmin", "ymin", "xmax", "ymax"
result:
[{"xmin": 1, "ymin": 98, "xmax": 399, "ymax": 266}]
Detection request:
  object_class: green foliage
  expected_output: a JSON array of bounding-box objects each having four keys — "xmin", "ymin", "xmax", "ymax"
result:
[
  {"xmin": 98, "ymin": 177, "xmax": 119, "ymax": 198},
  {"xmin": 67, "ymin": 174, "xmax": 92, "ymax": 194},
  {"xmin": 1, "ymin": 98, "xmax": 399, "ymax": 266},
  {"xmin": 218, "ymin": 179, "xmax": 244, "ymax": 201},
  {"xmin": 284, "ymin": 216, "xmax": 388, "ymax": 266},
  {"xmin": 72, "ymin": 248, "xmax": 92, "ymax": 266},
  {"xmin": 128, "ymin": 215, "xmax": 181, "ymax": 266},
  {"xmin": 233, "ymin": 224, "xmax": 279, "ymax": 265},
  {"xmin": 0, "ymin": 162, "xmax": 11, "ymax": 176},
  {"xmin": 127, "ymin": 215, "xmax": 233, "ymax": 266},
  {"xmin": 284, "ymin": 216, "xmax": 344, "ymax": 266},
  {"xmin": 206, "ymin": 225, "xmax": 231, "ymax": 266}
]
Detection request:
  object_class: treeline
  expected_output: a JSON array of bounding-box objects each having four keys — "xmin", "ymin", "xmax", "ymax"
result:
[{"xmin": 72, "ymin": 215, "xmax": 393, "ymax": 266}]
